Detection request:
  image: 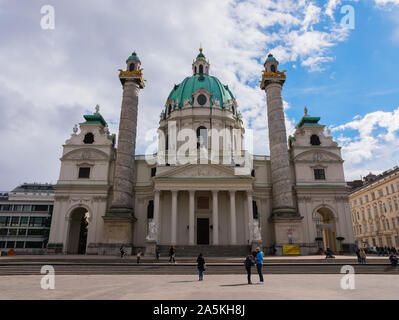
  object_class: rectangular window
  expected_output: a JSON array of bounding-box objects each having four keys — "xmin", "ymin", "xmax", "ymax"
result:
[
  {"xmin": 6, "ymin": 241, "xmax": 15, "ymax": 248},
  {"xmin": 29, "ymin": 217, "xmax": 45, "ymax": 227},
  {"xmin": 10, "ymin": 217, "xmax": 19, "ymax": 227},
  {"xmin": 25, "ymin": 241, "xmax": 43, "ymax": 249},
  {"xmin": 392, "ymin": 218, "xmax": 396, "ymax": 229},
  {"xmin": 78, "ymin": 167, "xmax": 91, "ymax": 179},
  {"xmin": 8, "ymin": 229, "xmax": 17, "ymax": 236},
  {"xmin": 391, "ymin": 184, "xmax": 395, "ymax": 193},
  {"xmin": 22, "ymin": 205, "xmax": 31, "ymax": 212},
  {"xmin": 371, "ymin": 192, "xmax": 376, "ymax": 200},
  {"xmin": 0, "ymin": 229, "xmax": 7, "ymax": 236},
  {"xmin": 13, "ymin": 205, "xmax": 23, "ymax": 211},
  {"xmin": 0, "ymin": 241, "xmax": 5, "ymax": 248},
  {"xmin": 378, "ymin": 237, "xmax": 383, "ymax": 246},
  {"xmin": 387, "ymin": 220, "xmax": 390, "ymax": 230},
  {"xmin": 0, "ymin": 205, "xmax": 11, "ymax": 211},
  {"xmin": 18, "ymin": 229, "xmax": 27, "ymax": 236},
  {"xmin": 15, "ymin": 241, "xmax": 24, "ymax": 248},
  {"xmin": 32, "ymin": 205, "xmax": 48, "ymax": 212},
  {"xmin": 360, "ymin": 198, "xmax": 363, "ymax": 205},
  {"xmin": 0, "ymin": 216, "xmax": 10, "ymax": 226},
  {"xmin": 362, "ymin": 212, "xmax": 365, "ymax": 220},
  {"xmin": 20, "ymin": 217, "xmax": 29, "ymax": 227},
  {"xmin": 372, "ymin": 238, "xmax": 376, "ymax": 246},
  {"xmin": 370, "ymin": 224, "xmax": 374, "ymax": 232},
  {"xmin": 387, "ymin": 236, "xmax": 393, "ymax": 247},
  {"xmin": 150, "ymin": 167, "xmax": 156, "ymax": 177},
  {"xmin": 314, "ymin": 169, "xmax": 326, "ymax": 180},
  {"xmin": 27, "ymin": 229, "xmax": 45, "ymax": 236},
  {"xmin": 367, "ymin": 208, "xmax": 371, "ymax": 219},
  {"xmin": 395, "ymin": 200, "xmax": 398, "ymax": 211},
  {"xmin": 378, "ymin": 189, "xmax": 383, "ymax": 197},
  {"xmin": 386, "ymin": 186, "xmax": 389, "ymax": 195},
  {"xmin": 365, "ymin": 195, "xmax": 369, "ymax": 203},
  {"xmin": 389, "ymin": 202, "xmax": 393, "ymax": 212}
]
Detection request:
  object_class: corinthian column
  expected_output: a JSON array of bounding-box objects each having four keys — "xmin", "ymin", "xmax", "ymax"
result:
[{"xmin": 260, "ymin": 54, "xmax": 296, "ymax": 218}]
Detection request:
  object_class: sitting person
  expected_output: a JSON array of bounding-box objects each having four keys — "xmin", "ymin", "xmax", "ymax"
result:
[{"xmin": 389, "ymin": 252, "xmax": 398, "ymax": 266}]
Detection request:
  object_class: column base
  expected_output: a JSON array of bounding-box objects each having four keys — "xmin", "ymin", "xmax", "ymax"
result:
[
  {"xmin": 87, "ymin": 243, "xmax": 133, "ymax": 255},
  {"xmin": 270, "ymin": 215, "xmax": 304, "ymax": 251},
  {"xmin": 102, "ymin": 211, "xmax": 136, "ymax": 248},
  {"xmin": 144, "ymin": 240, "xmax": 157, "ymax": 256}
]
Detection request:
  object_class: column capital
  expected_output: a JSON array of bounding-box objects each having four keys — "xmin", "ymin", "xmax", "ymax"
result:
[
  {"xmin": 246, "ymin": 190, "xmax": 253, "ymax": 197},
  {"xmin": 171, "ymin": 190, "xmax": 179, "ymax": 196},
  {"xmin": 211, "ymin": 190, "xmax": 219, "ymax": 195},
  {"xmin": 229, "ymin": 190, "xmax": 236, "ymax": 195},
  {"xmin": 189, "ymin": 190, "xmax": 196, "ymax": 196}
]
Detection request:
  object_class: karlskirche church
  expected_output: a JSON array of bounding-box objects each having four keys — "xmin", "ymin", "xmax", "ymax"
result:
[{"xmin": 47, "ymin": 49, "xmax": 354, "ymax": 256}]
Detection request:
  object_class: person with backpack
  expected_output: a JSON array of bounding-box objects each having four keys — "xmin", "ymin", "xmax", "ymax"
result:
[
  {"xmin": 120, "ymin": 245, "xmax": 126, "ymax": 258},
  {"xmin": 245, "ymin": 252, "xmax": 255, "ymax": 284},
  {"xmin": 197, "ymin": 253, "xmax": 206, "ymax": 281}
]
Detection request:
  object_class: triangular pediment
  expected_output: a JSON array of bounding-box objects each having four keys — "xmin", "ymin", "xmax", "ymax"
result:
[{"xmin": 155, "ymin": 164, "xmax": 248, "ymax": 179}]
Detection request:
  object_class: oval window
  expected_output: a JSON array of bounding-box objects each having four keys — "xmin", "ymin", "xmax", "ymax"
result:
[{"xmin": 197, "ymin": 94, "xmax": 207, "ymax": 106}]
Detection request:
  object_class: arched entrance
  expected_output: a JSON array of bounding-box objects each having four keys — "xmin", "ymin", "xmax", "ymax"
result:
[
  {"xmin": 67, "ymin": 207, "xmax": 89, "ymax": 254},
  {"xmin": 314, "ymin": 207, "xmax": 337, "ymax": 252}
]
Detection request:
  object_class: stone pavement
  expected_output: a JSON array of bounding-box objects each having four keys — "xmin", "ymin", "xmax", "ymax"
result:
[{"xmin": 0, "ymin": 274, "xmax": 398, "ymax": 300}]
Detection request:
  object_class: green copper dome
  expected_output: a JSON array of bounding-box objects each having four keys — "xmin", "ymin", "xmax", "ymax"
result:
[
  {"xmin": 265, "ymin": 53, "xmax": 276, "ymax": 63},
  {"xmin": 167, "ymin": 74, "xmax": 235, "ymax": 109},
  {"xmin": 127, "ymin": 52, "xmax": 140, "ymax": 61}
]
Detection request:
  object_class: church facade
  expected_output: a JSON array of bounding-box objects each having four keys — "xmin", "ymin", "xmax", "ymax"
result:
[{"xmin": 47, "ymin": 50, "xmax": 354, "ymax": 256}]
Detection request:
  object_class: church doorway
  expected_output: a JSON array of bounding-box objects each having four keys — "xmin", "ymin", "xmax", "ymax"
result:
[
  {"xmin": 67, "ymin": 207, "xmax": 89, "ymax": 254},
  {"xmin": 197, "ymin": 218, "xmax": 209, "ymax": 245},
  {"xmin": 315, "ymin": 207, "xmax": 337, "ymax": 252}
]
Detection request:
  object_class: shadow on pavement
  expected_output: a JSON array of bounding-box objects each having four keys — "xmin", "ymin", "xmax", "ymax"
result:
[
  {"xmin": 169, "ymin": 280, "xmax": 198, "ymax": 283},
  {"xmin": 220, "ymin": 283, "xmax": 250, "ymax": 287}
]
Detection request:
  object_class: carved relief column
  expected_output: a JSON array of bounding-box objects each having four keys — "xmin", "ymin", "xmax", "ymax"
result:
[
  {"xmin": 229, "ymin": 190, "xmax": 237, "ymax": 244},
  {"xmin": 212, "ymin": 190, "xmax": 219, "ymax": 245},
  {"xmin": 189, "ymin": 190, "xmax": 195, "ymax": 245},
  {"xmin": 171, "ymin": 190, "xmax": 178, "ymax": 245}
]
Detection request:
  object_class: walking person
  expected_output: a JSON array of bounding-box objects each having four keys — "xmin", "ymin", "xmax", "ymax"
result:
[
  {"xmin": 359, "ymin": 248, "xmax": 367, "ymax": 264},
  {"xmin": 136, "ymin": 250, "xmax": 142, "ymax": 264},
  {"xmin": 155, "ymin": 247, "xmax": 160, "ymax": 262},
  {"xmin": 245, "ymin": 252, "xmax": 255, "ymax": 284},
  {"xmin": 120, "ymin": 245, "xmax": 126, "ymax": 258},
  {"xmin": 255, "ymin": 247, "xmax": 264, "ymax": 284},
  {"xmin": 169, "ymin": 245, "xmax": 175, "ymax": 263},
  {"xmin": 197, "ymin": 253, "xmax": 206, "ymax": 281},
  {"xmin": 325, "ymin": 248, "xmax": 335, "ymax": 259},
  {"xmin": 355, "ymin": 248, "xmax": 361, "ymax": 264}
]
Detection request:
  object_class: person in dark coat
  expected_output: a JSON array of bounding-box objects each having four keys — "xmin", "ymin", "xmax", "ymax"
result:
[
  {"xmin": 197, "ymin": 253, "xmax": 206, "ymax": 281},
  {"xmin": 325, "ymin": 248, "xmax": 335, "ymax": 259},
  {"xmin": 355, "ymin": 248, "xmax": 361, "ymax": 263},
  {"xmin": 120, "ymin": 245, "xmax": 126, "ymax": 258},
  {"xmin": 169, "ymin": 245, "xmax": 175, "ymax": 263},
  {"xmin": 245, "ymin": 252, "xmax": 255, "ymax": 284},
  {"xmin": 389, "ymin": 252, "xmax": 398, "ymax": 266}
]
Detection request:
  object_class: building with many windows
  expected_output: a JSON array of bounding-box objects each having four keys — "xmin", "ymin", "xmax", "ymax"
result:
[
  {"xmin": 0, "ymin": 183, "xmax": 54, "ymax": 254},
  {"xmin": 349, "ymin": 166, "xmax": 399, "ymax": 249}
]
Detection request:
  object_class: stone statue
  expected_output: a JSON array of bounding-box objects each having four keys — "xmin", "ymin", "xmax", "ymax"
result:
[
  {"xmin": 104, "ymin": 125, "xmax": 110, "ymax": 134},
  {"xmin": 251, "ymin": 220, "xmax": 262, "ymax": 241},
  {"xmin": 183, "ymin": 99, "xmax": 192, "ymax": 108},
  {"xmin": 212, "ymin": 98, "xmax": 220, "ymax": 107},
  {"xmin": 304, "ymin": 106, "xmax": 308, "ymax": 116},
  {"xmin": 95, "ymin": 104, "xmax": 100, "ymax": 114},
  {"xmin": 146, "ymin": 221, "xmax": 158, "ymax": 241},
  {"xmin": 326, "ymin": 127, "xmax": 331, "ymax": 136},
  {"xmin": 72, "ymin": 124, "xmax": 78, "ymax": 134}
]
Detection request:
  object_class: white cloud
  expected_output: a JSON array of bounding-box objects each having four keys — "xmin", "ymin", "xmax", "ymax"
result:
[
  {"xmin": 332, "ymin": 107, "xmax": 399, "ymax": 180},
  {"xmin": 0, "ymin": 0, "xmax": 356, "ymax": 189},
  {"xmin": 374, "ymin": 0, "xmax": 399, "ymax": 6}
]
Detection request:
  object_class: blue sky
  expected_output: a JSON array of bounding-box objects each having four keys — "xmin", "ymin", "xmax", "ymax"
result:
[{"xmin": 0, "ymin": 0, "xmax": 398, "ymax": 190}]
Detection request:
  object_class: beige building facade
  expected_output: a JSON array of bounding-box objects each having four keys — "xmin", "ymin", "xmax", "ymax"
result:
[
  {"xmin": 350, "ymin": 167, "xmax": 399, "ymax": 249},
  {"xmin": 47, "ymin": 50, "xmax": 355, "ymax": 256}
]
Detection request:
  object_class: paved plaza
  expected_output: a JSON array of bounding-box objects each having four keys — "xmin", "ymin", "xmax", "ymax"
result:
[{"xmin": 0, "ymin": 274, "xmax": 398, "ymax": 300}]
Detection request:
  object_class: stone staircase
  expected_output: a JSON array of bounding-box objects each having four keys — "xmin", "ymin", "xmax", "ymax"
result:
[{"xmin": 157, "ymin": 245, "xmax": 251, "ymax": 257}]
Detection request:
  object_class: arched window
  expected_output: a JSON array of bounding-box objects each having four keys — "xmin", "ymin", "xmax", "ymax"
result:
[
  {"xmin": 271, "ymin": 65, "xmax": 276, "ymax": 73},
  {"xmin": 199, "ymin": 64, "xmax": 203, "ymax": 74},
  {"xmin": 252, "ymin": 201, "xmax": 259, "ymax": 219},
  {"xmin": 194, "ymin": 66, "xmax": 197, "ymax": 74},
  {"xmin": 310, "ymin": 134, "xmax": 321, "ymax": 146},
  {"xmin": 129, "ymin": 63, "xmax": 135, "ymax": 71},
  {"xmin": 147, "ymin": 200, "xmax": 154, "ymax": 219},
  {"xmin": 232, "ymin": 105, "xmax": 235, "ymax": 115},
  {"xmin": 251, "ymin": 169, "xmax": 255, "ymax": 177},
  {"xmin": 196, "ymin": 126, "xmax": 207, "ymax": 149},
  {"xmin": 83, "ymin": 132, "xmax": 94, "ymax": 144}
]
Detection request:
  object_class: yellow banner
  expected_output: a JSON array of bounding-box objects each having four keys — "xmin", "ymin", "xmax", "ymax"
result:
[{"xmin": 283, "ymin": 245, "xmax": 300, "ymax": 255}]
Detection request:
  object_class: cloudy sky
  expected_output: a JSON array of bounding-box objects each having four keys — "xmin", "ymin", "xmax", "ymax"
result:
[{"xmin": 0, "ymin": 0, "xmax": 398, "ymax": 190}]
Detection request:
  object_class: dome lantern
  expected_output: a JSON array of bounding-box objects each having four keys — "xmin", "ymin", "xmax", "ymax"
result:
[{"xmin": 192, "ymin": 47, "xmax": 210, "ymax": 76}]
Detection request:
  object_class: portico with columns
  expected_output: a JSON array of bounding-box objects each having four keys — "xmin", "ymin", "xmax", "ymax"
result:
[{"xmin": 149, "ymin": 164, "xmax": 257, "ymax": 247}]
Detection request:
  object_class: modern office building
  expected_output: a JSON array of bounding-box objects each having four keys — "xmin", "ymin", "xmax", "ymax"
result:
[{"xmin": 0, "ymin": 183, "xmax": 54, "ymax": 254}]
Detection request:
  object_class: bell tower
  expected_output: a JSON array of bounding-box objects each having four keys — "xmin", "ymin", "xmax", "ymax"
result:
[{"xmin": 102, "ymin": 52, "xmax": 146, "ymax": 255}]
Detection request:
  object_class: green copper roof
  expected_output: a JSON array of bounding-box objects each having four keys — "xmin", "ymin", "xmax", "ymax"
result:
[
  {"xmin": 127, "ymin": 52, "xmax": 140, "ymax": 61},
  {"xmin": 167, "ymin": 74, "xmax": 235, "ymax": 109},
  {"xmin": 265, "ymin": 54, "xmax": 276, "ymax": 63},
  {"xmin": 83, "ymin": 114, "xmax": 107, "ymax": 127},
  {"xmin": 296, "ymin": 116, "xmax": 321, "ymax": 129}
]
